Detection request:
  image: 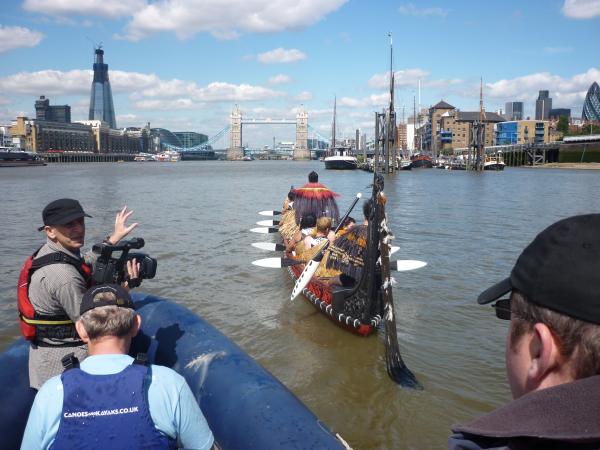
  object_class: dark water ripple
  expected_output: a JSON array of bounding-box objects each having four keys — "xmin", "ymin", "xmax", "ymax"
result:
[{"xmin": 1, "ymin": 162, "xmax": 599, "ymax": 449}]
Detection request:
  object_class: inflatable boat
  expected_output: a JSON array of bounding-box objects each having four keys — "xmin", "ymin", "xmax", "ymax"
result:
[{"xmin": 0, "ymin": 292, "xmax": 348, "ymax": 450}]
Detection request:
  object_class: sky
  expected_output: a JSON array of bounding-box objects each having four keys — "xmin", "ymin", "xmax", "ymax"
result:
[{"xmin": 1, "ymin": 0, "xmax": 599, "ymax": 147}]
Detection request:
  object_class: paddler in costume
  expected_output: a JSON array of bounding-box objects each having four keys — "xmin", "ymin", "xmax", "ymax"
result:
[
  {"xmin": 285, "ymin": 214, "xmax": 316, "ymax": 257},
  {"xmin": 321, "ymin": 200, "xmax": 372, "ymax": 287},
  {"xmin": 293, "ymin": 171, "xmax": 340, "ymax": 226},
  {"xmin": 278, "ymin": 189, "xmax": 298, "ymax": 242}
]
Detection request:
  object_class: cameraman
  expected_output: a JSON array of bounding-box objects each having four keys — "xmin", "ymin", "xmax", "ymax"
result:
[{"xmin": 20, "ymin": 199, "xmax": 140, "ymax": 389}]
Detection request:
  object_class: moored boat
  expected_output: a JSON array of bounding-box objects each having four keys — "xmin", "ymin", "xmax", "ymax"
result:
[
  {"xmin": 0, "ymin": 293, "xmax": 347, "ymax": 450},
  {"xmin": 483, "ymin": 151, "xmax": 506, "ymax": 171},
  {"xmin": 0, "ymin": 147, "xmax": 46, "ymax": 167},
  {"xmin": 323, "ymin": 147, "xmax": 358, "ymax": 170},
  {"xmin": 410, "ymin": 153, "xmax": 433, "ymax": 168}
]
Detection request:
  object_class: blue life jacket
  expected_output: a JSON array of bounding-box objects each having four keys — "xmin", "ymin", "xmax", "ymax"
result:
[{"xmin": 51, "ymin": 355, "xmax": 176, "ymax": 450}]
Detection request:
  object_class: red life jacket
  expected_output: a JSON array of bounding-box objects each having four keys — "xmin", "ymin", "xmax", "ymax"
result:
[{"xmin": 17, "ymin": 248, "xmax": 92, "ymax": 342}]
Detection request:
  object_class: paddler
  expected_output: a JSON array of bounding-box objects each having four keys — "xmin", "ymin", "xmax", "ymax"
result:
[{"xmin": 292, "ymin": 171, "xmax": 340, "ymax": 225}]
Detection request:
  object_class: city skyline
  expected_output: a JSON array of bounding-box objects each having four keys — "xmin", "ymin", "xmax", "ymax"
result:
[{"xmin": 1, "ymin": 0, "xmax": 599, "ymax": 147}]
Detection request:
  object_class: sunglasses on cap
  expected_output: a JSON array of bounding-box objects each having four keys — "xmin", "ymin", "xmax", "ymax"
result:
[
  {"xmin": 491, "ymin": 299, "xmax": 512, "ymax": 320},
  {"xmin": 492, "ymin": 298, "xmax": 534, "ymax": 322}
]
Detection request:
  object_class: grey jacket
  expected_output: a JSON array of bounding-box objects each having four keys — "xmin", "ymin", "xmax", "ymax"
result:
[
  {"xmin": 449, "ymin": 375, "xmax": 600, "ymax": 449},
  {"xmin": 27, "ymin": 239, "xmax": 96, "ymax": 389}
]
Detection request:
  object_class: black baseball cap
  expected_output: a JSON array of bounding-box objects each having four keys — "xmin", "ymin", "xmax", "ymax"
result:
[
  {"xmin": 478, "ymin": 214, "xmax": 600, "ymax": 324},
  {"xmin": 39, "ymin": 198, "xmax": 92, "ymax": 231},
  {"xmin": 80, "ymin": 284, "xmax": 135, "ymax": 316}
]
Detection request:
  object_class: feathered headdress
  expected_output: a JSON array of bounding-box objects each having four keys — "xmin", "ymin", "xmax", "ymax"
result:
[
  {"xmin": 326, "ymin": 224, "xmax": 368, "ymax": 280},
  {"xmin": 293, "ymin": 182, "xmax": 340, "ymax": 224}
]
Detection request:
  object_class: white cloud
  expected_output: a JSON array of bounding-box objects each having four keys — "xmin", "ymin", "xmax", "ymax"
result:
[
  {"xmin": 121, "ymin": 0, "xmax": 347, "ymax": 41},
  {"xmin": 295, "ymin": 91, "xmax": 313, "ymax": 101},
  {"xmin": 0, "ymin": 26, "xmax": 44, "ymax": 53},
  {"xmin": 338, "ymin": 93, "xmax": 389, "ymax": 108},
  {"xmin": 257, "ymin": 48, "xmax": 306, "ymax": 64},
  {"xmin": 368, "ymin": 68, "xmax": 461, "ymax": 90},
  {"xmin": 23, "ymin": 0, "xmax": 145, "ymax": 19},
  {"xmin": 486, "ymin": 68, "xmax": 600, "ymax": 108},
  {"xmin": 0, "ymin": 70, "xmax": 92, "ymax": 95},
  {"xmin": 0, "ymin": 69, "xmax": 283, "ymax": 103},
  {"xmin": 133, "ymin": 98, "xmax": 197, "ymax": 110},
  {"xmin": 562, "ymin": 0, "xmax": 600, "ymax": 19},
  {"xmin": 398, "ymin": 3, "xmax": 447, "ymax": 17},
  {"xmin": 268, "ymin": 74, "xmax": 291, "ymax": 85}
]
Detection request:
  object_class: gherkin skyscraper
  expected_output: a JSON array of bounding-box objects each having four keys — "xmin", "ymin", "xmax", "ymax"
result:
[
  {"xmin": 582, "ymin": 82, "xmax": 600, "ymax": 122},
  {"xmin": 88, "ymin": 47, "xmax": 117, "ymax": 129}
]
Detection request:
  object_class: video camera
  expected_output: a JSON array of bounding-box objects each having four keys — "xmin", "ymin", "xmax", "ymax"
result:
[{"xmin": 92, "ymin": 237, "xmax": 157, "ymax": 288}]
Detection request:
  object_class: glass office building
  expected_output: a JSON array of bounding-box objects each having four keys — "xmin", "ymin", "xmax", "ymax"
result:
[
  {"xmin": 173, "ymin": 132, "xmax": 208, "ymax": 148},
  {"xmin": 88, "ymin": 47, "xmax": 117, "ymax": 129},
  {"xmin": 505, "ymin": 102, "xmax": 523, "ymax": 121},
  {"xmin": 582, "ymin": 82, "xmax": 600, "ymax": 122}
]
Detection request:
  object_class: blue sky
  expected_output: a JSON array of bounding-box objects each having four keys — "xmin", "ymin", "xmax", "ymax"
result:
[{"xmin": 1, "ymin": 0, "xmax": 599, "ymax": 147}]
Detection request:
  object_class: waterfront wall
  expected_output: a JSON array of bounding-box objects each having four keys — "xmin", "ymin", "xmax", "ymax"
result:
[{"xmin": 558, "ymin": 142, "xmax": 600, "ymax": 163}]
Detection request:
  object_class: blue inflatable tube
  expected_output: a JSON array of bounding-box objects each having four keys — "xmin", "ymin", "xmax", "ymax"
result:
[{"xmin": 0, "ymin": 293, "xmax": 346, "ymax": 450}]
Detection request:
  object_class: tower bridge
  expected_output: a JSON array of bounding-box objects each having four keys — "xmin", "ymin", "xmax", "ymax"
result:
[
  {"xmin": 159, "ymin": 105, "xmax": 331, "ymax": 160},
  {"xmin": 229, "ymin": 105, "xmax": 309, "ymax": 160}
]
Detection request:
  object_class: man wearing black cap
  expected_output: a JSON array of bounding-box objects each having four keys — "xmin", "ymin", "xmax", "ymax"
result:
[
  {"xmin": 21, "ymin": 284, "xmax": 214, "ymax": 450},
  {"xmin": 22, "ymin": 199, "xmax": 139, "ymax": 389},
  {"xmin": 449, "ymin": 214, "xmax": 600, "ymax": 449}
]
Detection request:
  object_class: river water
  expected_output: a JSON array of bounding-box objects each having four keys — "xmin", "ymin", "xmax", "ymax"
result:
[{"xmin": 1, "ymin": 161, "xmax": 599, "ymax": 449}]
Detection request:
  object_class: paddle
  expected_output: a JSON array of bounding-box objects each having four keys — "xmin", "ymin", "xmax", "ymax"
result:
[
  {"xmin": 392, "ymin": 259, "xmax": 427, "ymax": 271},
  {"xmin": 250, "ymin": 227, "xmax": 279, "ymax": 234},
  {"xmin": 258, "ymin": 210, "xmax": 282, "ymax": 216},
  {"xmin": 377, "ymin": 196, "xmax": 422, "ymax": 389},
  {"xmin": 290, "ymin": 192, "xmax": 362, "ymax": 301},
  {"xmin": 252, "ymin": 257, "xmax": 303, "ymax": 268},
  {"xmin": 256, "ymin": 219, "xmax": 280, "ymax": 227},
  {"xmin": 252, "ymin": 242, "xmax": 286, "ymax": 252}
]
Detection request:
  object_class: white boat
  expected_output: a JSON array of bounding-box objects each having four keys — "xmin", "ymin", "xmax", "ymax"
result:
[
  {"xmin": 0, "ymin": 147, "xmax": 46, "ymax": 167},
  {"xmin": 155, "ymin": 150, "xmax": 180, "ymax": 162},
  {"xmin": 324, "ymin": 147, "xmax": 357, "ymax": 170},
  {"xmin": 484, "ymin": 151, "xmax": 505, "ymax": 171},
  {"xmin": 323, "ymin": 97, "xmax": 357, "ymax": 170}
]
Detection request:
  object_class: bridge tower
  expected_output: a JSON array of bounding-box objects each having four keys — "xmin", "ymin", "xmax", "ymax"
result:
[
  {"xmin": 294, "ymin": 108, "xmax": 309, "ymax": 160},
  {"xmin": 229, "ymin": 105, "xmax": 243, "ymax": 160}
]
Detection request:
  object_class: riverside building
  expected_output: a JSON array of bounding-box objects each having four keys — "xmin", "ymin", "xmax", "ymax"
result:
[{"xmin": 495, "ymin": 120, "xmax": 549, "ymax": 145}]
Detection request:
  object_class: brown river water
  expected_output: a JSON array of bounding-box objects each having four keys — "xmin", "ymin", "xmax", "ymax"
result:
[{"xmin": 1, "ymin": 161, "xmax": 599, "ymax": 449}]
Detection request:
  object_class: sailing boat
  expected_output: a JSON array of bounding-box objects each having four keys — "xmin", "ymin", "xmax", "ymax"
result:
[{"xmin": 324, "ymin": 97, "xmax": 358, "ymax": 170}]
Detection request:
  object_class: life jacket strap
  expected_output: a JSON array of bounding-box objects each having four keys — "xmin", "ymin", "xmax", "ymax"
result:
[
  {"xmin": 133, "ymin": 353, "xmax": 148, "ymax": 366},
  {"xmin": 61, "ymin": 352, "xmax": 80, "ymax": 372}
]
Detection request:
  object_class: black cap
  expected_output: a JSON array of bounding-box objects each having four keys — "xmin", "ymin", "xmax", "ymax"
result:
[
  {"xmin": 308, "ymin": 171, "xmax": 318, "ymax": 182},
  {"xmin": 39, "ymin": 198, "xmax": 91, "ymax": 231},
  {"xmin": 80, "ymin": 284, "xmax": 135, "ymax": 316},
  {"xmin": 478, "ymin": 214, "xmax": 600, "ymax": 324}
]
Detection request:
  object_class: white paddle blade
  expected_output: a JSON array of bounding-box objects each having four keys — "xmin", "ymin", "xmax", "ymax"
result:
[
  {"xmin": 259, "ymin": 210, "xmax": 281, "ymax": 216},
  {"xmin": 393, "ymin": 260, "xmax": 427, "ymax": 271},
  {"xmin": 251, "ymin": 242, "xmax": 285, "ymax": 251},
  {"xmin": 390, "ymin": 246, "xmax": 400, "ymax": 256},
  {"xmin": 256, "ymin": 220, "xmax": 280, "ymax": 227},
  {"xmin": 250, "ymin": 227, "xmax": 278, "ymax": 234},
  {"xmin": 252, "ymin": 257, "xmax": 285, "ymax": 268},
  {"xmin": 290, "ymin": 259, "xmax": 319, "ymax": 301}
]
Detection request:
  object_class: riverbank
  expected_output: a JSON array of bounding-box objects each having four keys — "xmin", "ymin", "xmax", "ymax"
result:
[{"xmin": 529, "ymin": 162, "xmax": 600, "ymax": 170}]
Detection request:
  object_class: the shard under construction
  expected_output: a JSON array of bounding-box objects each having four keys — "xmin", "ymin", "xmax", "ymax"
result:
[{"xmin": 88, "ymin": 46, "xmax": 117, "ymax": 129}]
